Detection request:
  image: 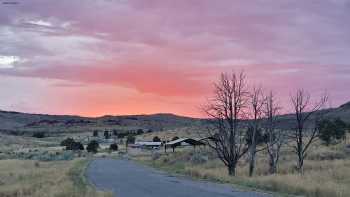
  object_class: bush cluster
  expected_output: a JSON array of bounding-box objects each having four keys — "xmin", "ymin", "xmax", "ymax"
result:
[
  {"xmin": 86, "ymin": 140, "xmax": 99, "ymax": 153},
  {"xmin": 153, "ymin": 136, "xmax": 161, "ymax": 142},
  {"xmin": 2, "ymin": 150, "xmax": 75, "ymax": 161},
  {"xmin": 109, "ymin": 143, "xmax": 118, "ymax": 151},
  {"xmin": 126, "ymin": 134, "xmax": 136, "ymax": 144},
  {"xmin": 60, "ymin": 138, "xmax": 84, "ymax": 151},
  {"xmin": 32, "ymin": 132, "xmax": 46, "ymax": 138},
  {"xmin": 318, "ymin": 118, "xmax": 347, "ymax": 146}
]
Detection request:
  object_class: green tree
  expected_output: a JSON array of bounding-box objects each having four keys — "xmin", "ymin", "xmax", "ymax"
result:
[
  {"xmin": 172, "ymin": 136, "xmax": 179, "ymax": 141},
  {"xmin": 334, "ymin": 118, "xmax": 347, "ymax": 141},
  {"xmin": 69, "ymin": 142, "xmax": 84, "ymax": 151},
  {"xmin": 109, "ymin": 143, "xmax": 118, "ymax": 151},
  {"xmin": 126, "ymin": 134, "xmax": 136, "ymax": 144},
  {"xmin": 153, "ymin": 136, "xmax": 161, "ymax": 142},
  {"xmin": 318, "ymin": 119, "xmax": 346, "ymax": 146},
  {"xmin": 104, "ymin": 130, "xmax": 110, "ymax": 139},
  {"xmin": 318, "ymin": 119, "xmax": 334, "ymax": 146},
  {"xmin": 246, "ymin": 127, "xmax": 266, "ymax": 146},
  {"xmin": 60, "ymin": 138, "xmax": 75, "ymax": 147},
  {"xmin": 136, "ymin": 129, "xmax": 144, "ymax": 135},
  {"xmin": 87, "ymin": 140, "xmax": 99, "ymax": 153},
  {"xmin": 32, "ymin": 132, "xmax": 46, "ymax": 138}
]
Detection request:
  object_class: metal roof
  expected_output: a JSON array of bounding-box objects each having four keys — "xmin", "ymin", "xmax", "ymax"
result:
[
  {"xmin": 135, "ymin": 141, "xmax": 162, "ymax": 146},
  {"xmin": 165, "ymin": 138, "xmax": 205, "ymax": 146}
]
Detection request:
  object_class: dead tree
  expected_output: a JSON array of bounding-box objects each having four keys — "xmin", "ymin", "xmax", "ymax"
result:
[
  {"xmin": 290, "ymin": 89, "xmax": 328, "ymax": 174},
  {"xmin": 263, "ymin": 91, "xmax": 284, "ymax": 174},
  {"xmin": 248, "ymin": 86, "xmax": 265, "ymax": 177},
  {"xmin": 203, "ymin": 71, "xmax": 250, "ymax": 176}
]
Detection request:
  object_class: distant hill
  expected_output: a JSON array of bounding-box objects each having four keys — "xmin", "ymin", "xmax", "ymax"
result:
[
  {"xmin": 271, "ymin": 101, "xmax": 350, "ymax": 129},
  {"xmin": 0, "ymin": 101, "xmax": 349, "ymax": 135},
  {"xmin": 0, "ymin": 110, "xmax": 202, "ymax": 135}
]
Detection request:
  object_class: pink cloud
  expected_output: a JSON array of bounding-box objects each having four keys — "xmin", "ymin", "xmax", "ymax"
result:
[{"xmin": 0, "ymin": 0, "xmax": 349, "ymax": 116}]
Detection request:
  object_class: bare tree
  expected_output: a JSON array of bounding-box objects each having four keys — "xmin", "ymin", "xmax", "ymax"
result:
[
  {"xmin": 290, "ymin": 89, "xmax": 328, "ymax": 174},
  {"xmin": 203, "ymin": 71, "xmax": 250, "ymax": 176},
  {"xmin": 263, "ymin": 91, "xmax": 284, "ymax": 174},
  {"xmin": 248, "ymin": 86, "xmax": 265, "ymax": 177}
]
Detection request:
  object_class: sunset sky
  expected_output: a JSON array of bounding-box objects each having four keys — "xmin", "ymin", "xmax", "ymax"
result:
[{"xmin": 0, "ymin": 0, "xmax": 349, "ymax": 117}]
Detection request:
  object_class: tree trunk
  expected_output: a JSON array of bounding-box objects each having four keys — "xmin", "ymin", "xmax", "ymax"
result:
[
  {"xmin": 228, "ymin": 163, "xmax": 237, "ymax": 176},
  {"xmin": 248, "ymin": 145, "xmax": 256, "ymax": 177},
  {"xmin": 297, "ymin": 155, "xmax": 304, "ymax": 175},
  {"xmin": 268, "ymin": 158, "xmax": 277, "ymax": 174}
]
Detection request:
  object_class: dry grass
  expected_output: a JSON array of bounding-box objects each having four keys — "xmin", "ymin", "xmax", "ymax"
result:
[
  {"xmin": 0, "ymin": 159, "xmax": 113, "ymax": 197},
  {"xmin": 139, "ymin": 127, "xmax": 201, "ymax": 141},
  {"xmin": 135, "ymin": 142, "xmax": 350, "ymax": 197}
]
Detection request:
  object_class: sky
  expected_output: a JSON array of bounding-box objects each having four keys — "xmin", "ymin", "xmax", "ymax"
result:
[{"xmin": 0, "ymin": 0, "xmax": 349, "ymax": 117}]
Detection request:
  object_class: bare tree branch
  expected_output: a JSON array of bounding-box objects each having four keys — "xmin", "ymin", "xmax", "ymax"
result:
[{"xmin": 202, "ymin": 71, "xmax": 250, "ymax": 176}]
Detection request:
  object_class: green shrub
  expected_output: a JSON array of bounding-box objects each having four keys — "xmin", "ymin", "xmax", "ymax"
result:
[
  {"xmin": 109, "ymin": 143, "xmax": 118, "ymax": 151},
  {"xmin": 87, "ymin": 140, "xmax": 99, "ymax": 153},
  {"xmin": 126, "ymin": 134, "xmax": 136, "ymax": 144},
  {"xmin": 318, "ymin": 119, "xmax": 346, "ymax": 146},
  {"xmin": 32, "ymin": 132, "xmax": 46, "ymax": 138},
  {"xmin": 172, "ymin": 136, "xmax": 179, "ymax": 141},
  {"xmin": 60, "ymin": 138, "xmax": 75, "ymax": 146},
  {"xmin": 153, "ymin": 136, "xmax": 161, "ymax": 142},
  {"xmin": 70, "ymin": 142, "xmax": 84, "ymax": 151},
  {"xmin": 61, "ymin": 138, "xmax": 84, "ymax": 151},
  {"xmin": 93, "ymin": 130, "xmax": 99, "ymax": 137},
  {"xmin": 137, "ymin": 129, "xmax": 144, "ymax": 135},
  {"xmin": 28, "ymin": 151, "xmax": 75, "ymax": 161},
  {"xmin": 104, "ymin": 130, "xmax": 111, "ymax": 139}
]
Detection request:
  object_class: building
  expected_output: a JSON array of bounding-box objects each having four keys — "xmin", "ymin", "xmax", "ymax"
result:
[
  {"xmin": 165, "ymin": 138, "xmax": 205, "ymax": 152},
  {"xmin": 134, "ymin": 141, "xmax": 162, "ymax": 149}
]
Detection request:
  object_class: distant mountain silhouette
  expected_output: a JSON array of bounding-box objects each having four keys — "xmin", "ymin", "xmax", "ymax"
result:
[{"xmin": 0, "ymin": 101, "xmax": 349, "ymax": 135}]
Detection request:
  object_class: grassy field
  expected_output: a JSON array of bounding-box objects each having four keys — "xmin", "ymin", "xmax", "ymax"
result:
[
  {"xmin": 134, "ymin": 141, "xmax": 350, "ymax": 197},
  {"xmin": 0, "ymin": 159, "xmax": 112, "ymax": 197}
]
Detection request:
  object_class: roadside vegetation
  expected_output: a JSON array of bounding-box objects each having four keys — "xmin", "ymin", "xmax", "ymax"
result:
[
  {"xmin": 0, "ymin": 159, "xmax": 112, "ymax": 197},
  {"xmin": 135, "ymin": 140, "xmax": 350, "ymax": 197}
]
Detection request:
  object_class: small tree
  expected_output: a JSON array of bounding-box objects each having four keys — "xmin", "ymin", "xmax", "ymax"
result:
[
  {"xmin": 202, "ymin": 71, "xmax": 250, "ymax": 176},
  {"xmin": 247, "ymin": 86, "xmax": 265, "ymax": 177},
  {"xmin": 117, "ymin": 133, "xmax": 127, "ymax": 139},
  {"xmin": 126, "ymin": 134, "xmax": 136, "ymax": 144},
  {"xmin": 246, "ymin": 127, "xmax": 266, "ymax": 146},
  {"xmin": 318, "ymin": 119, "xmax": 335, "ymax": 146},
  {"xmin": 104, "ymin": 130, "xmax": 110, "ymax": 139},
  {"xmin": 32, "ymin": 132, "xmax": 46, "ymax": 138},
  {"xmin": 290, "ymin": 89, "xmax": 328, "ymax": 174},
  {"xmin": 109, "ymin": 143, "xmax": 119, "ymax": 151},
  {"xmin": 334, "ymin": 118, "xmax": 347, "ymax": 142},
  {"xmin": 263, "ymin": 91, "xmax": 284, "ymax": 174},
  {"xmin": 87, "ymin": 140, "xmax": 99, "ymax": 153},
  {"xmin": 69, "ymin": 141, "xmax": 84, "ymax": 151},
  {"xmin": 172, "ymin": 136, "xmax": 179, "ymax": 141},
  {"xmin": 60, "ymin": 138, "xmax": 75, "ymax": 147},
  {"xmin": 136, "ymin": 129, "xmax": 144, "ymax": 135},
  {"xmin": 318, "ymin": 118, "xmax": 346, "ymax": 146},
  {"xmin": 153, "ymin": 136, "xmax": 161, "ymax": 142}
]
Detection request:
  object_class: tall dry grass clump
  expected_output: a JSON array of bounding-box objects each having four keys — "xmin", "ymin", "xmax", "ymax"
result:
[
  {"xmin": 0, "ymin": 159, "xmax": 112, "ymax": 197},
  {"xmin": 137, "ymin": 144, "xmax": 350, "ymax": 197}
]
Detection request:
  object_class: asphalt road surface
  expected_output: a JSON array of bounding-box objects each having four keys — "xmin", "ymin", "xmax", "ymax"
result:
[{"xmin": 86, "ymin": 158, "xmax": 273, "ymax": 197}]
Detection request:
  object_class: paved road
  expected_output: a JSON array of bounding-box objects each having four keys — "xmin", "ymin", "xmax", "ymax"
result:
[{"xmin": 86, "ymin": 159, "xmax": 273, "ymax": 197}]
